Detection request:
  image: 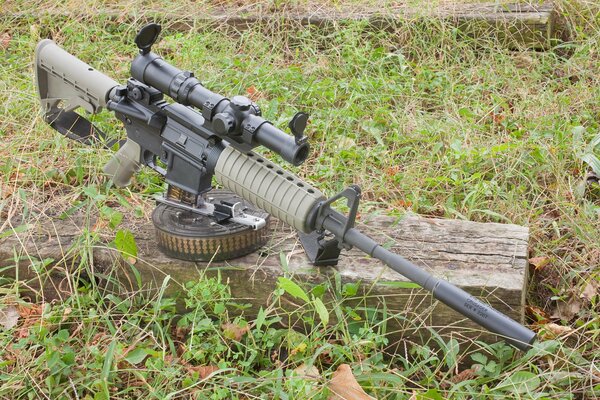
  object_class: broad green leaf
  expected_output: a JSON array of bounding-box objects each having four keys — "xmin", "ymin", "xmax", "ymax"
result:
[
  {"xmin": 100, "ymin": 205, "xmax": 123, "ymax": 229},
  {"xmin": 255, "ymin": 307, "xmax": 266, "ymax": 330},
  {"xmin": 115, "ymin": 229, "xmax": 138, "ymax": 259},
  {"xmin": 444, "ymin": 338, "xmax": 460, "ymax": 370},
  {"xmin": 471, "ymin": 352, "xmax": 488, "ymax": 365},
  {"xmin": 458, "ymin": 107, "xmax": 475, "ymax": 120},
  {"xmin": 82, "ymin": 185, "xmax": 105, "ymax": 201},
  {"xmin": 469, "ymin": 209, "xmax": 512, "ymax": 223},
  {"xmin": 94, "ymin": 389, "xmax": 109, "ymax": 400},
  {"xmin": 342, "ymin": 282, "xmax": 360, "ymax": 297},
  {"xmin": 418, "ymin": 388, "xmax": 445, "ymax": 400},
  {"xmin": 494, "ymin": 371, "xmax": 541, "ymax": 394},
  {"xmin": 485, "ymin": 360, "xmax": 498, "ymax": 373},
  {"xmin": 581, "ymin": 153, "xmax": 600, "ymax": 175},
  {"xmin": 311, "ymin": 283, "xmax": 327, "ymax": 298},
  {"xmin": 101, "ymin": 340, "xmax": 117, "ymax": 382},
  {"xmin": 379, "ymin": 281, "xmax": 421, "ymax": 289},
  {"xmin": 572, "ymin": 125, "xmax": 586, "ymax": 148},
  {"xmin": 312, "ymin": 297, "xmax": 329, "ymax": 325},
  {"xmin": 279, "ymin": 252, "xmax": 289, "ymax": 270},
  {"xmin": 590, "ymin": 132, "xmax": 600, "ymax": 149},
  {"xmin": 0, "ymin": 224, "xmax": 30, "ymax": 239},
  {"xmin": 213, "ymin": 303, "xmax": 226, "ymax": 314},
  {"xmin": 128, "ymin": 263, "xmax": 143, "ymax": 290},
  {"xmin": 125, "ymin": 347, "xmax": 151, "ymax": 365},
  {"xmin": 355, "ymin": 372, "xmax": 404, "ymax": 386},
  {"xmin": 526, "ymin": 339, "xmax": 560, "ymax": 358},
  {"xmin": 450, "ymin": 139, "xmax": 462, "ymax": 153},
  {"xmin": 56, "ymin": 329, "xmax": 70, "ymax": 342},
  {"xmin": 277, "ymin": 277, "xmax": 309, "ymax": 303}
]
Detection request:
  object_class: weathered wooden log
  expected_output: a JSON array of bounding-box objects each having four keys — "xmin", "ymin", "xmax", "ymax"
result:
[
  {"xmin": 0, "ymin": 211, "xmax": 529, "ymax": 347},
  {"xmin": 1, "ymin": 2, "xmax": 563, "ymax": 50},
  {"xmin": 205, "ymin": 2, "xmax": 561, "ymax": 50}
]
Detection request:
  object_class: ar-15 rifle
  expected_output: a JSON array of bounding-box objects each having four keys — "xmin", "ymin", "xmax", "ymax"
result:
[{"xmin": 35, "ymin": 24, "xmax": 537, "ymax": 350}]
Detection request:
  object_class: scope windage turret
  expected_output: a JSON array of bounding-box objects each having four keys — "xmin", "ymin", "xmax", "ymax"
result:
[{"xmin": 129, "ymin": 50, "xmax": 309, "ymax": 166}]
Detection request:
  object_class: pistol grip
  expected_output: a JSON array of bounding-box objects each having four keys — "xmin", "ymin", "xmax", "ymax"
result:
[{"xmin": 103, "ymin": 140, "xmax": 142, "ymax": 187}]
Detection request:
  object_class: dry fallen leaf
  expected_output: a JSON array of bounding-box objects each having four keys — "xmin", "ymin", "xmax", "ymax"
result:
[
  {"xmin": 328, "ymin": 364, "xmax": 375, "ymax": 400},
  {"xmin": 0, "ymin": 33, "xmax": 11, "ymax": 50},
  {"xmin": 551, "ymin": 298, "xmax": 581, "ymax": 321},
  {"xmin": 441, "ymin": 365, "xmax": 483, "ymax": 389},
  {"xmin": 16, "ymin": 304, "xmax": 43, "ymax": 338},
  {"xmin": 529, "ymin": 256, "xmax": 551, "ymax": 270},
  {"xmin": 392, "ymin": 199, "xmax": 413, "ymax": 209},
  {"xmin": 293, "ymin": 363, "xmax": 321, "ymax": 380},
  {"xmin": 513, "ymin": 53, "xmax": 535, "ymax": 69},
  {"xmin": 91, "ymin": 218, "xmax": 108, "ymax": 232},
  {"xmin": 175, "ymin": 326, "xmax": 188, "ymax": 341},
  {"xmin": 527, "ymin": 305, "xmax": 550, "ymax": 323},
  {"xmin": 543, "ymin": 323, "xmax": 574, "ymax": 337},
  {"xmin": 491, "ymin": 111, "xmax": 506, "ymax": 124},
  {"xmin": 335, "ymin": 137, "xmax": 356, "ymax": 151},
  {"xmin": 580, "ymin": 281, "xmax": 598, "ymax": 302},
  {"xmin": 221, "ymin": 322, "xmax": 249, "ymax": 341},
  {"xmin": 246, "ymin": 85, "xmax": 263, "ymax": 101},
  {"xmin": 450, "ymin": 368, "xmax": 477, "ymax": 383},
  {"xmin": 62, "ymin": 307, "xmax": 72, "ymax": 322},
  {"xmin": 187, "ymin": 364, "xmax": 219, "ymax": 379},
  {"xmin": 385, "ymin": 166, "xmax": 400, "ymax": 177},
  {"xmin": 0, "ymin": 305, "xmax": 19, "ymax": 330},
  {"xmin": 291, "ymin": 342, "xmax": 307, "ymax": 356}
]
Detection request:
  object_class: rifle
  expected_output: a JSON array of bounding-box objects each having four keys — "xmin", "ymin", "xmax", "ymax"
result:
[{"xmin": 34, "ymin": 24, "xmax": 537, "ymax": 350}]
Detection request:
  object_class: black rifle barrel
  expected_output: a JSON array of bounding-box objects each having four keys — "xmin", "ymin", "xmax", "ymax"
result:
[
  {"xmin": 130, "ymin": 53, "xmax": 308, "ymax": 165},
  {"xmin": 320, "ymin": 212, "xmax": 537, "ymax": 351}
]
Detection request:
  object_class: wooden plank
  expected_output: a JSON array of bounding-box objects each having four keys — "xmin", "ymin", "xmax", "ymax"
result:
[
  {"xmin": 203, "ymin": 2, "xmax": 559, "ymax": 49},
  {"xmin": 444, "ymin": 3, "xmax": 559, "ymax": 49},
  {"xmin": 0, "ymin": 211, "xmax": 529, "ymax": 347},
  {"xmin": 1, "ymin": 2, "xmax": 562, "ymax": 50}
]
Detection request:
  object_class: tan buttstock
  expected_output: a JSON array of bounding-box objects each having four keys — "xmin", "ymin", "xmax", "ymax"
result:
[{"xmin": 35, "ymin": 39, "xmax": 118, "ymax": 115}]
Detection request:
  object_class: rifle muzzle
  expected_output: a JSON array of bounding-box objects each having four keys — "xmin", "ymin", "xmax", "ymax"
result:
[{"xmin": 338, "ymin": 224, "xmax": 538, "ymax": 351}]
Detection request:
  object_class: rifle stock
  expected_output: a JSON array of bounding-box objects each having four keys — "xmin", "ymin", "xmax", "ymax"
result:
[{"xmin": 36, "ymin": 39, "xmax": 118, "ymax": 115}]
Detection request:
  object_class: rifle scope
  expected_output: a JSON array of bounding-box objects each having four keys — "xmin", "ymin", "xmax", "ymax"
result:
[{"xmin": 130, "ymin": 40, "xmax": 309, "ymax": 166}]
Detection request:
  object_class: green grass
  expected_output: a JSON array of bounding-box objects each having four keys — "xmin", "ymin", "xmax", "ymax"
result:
[{"xmin": 1, "ymin": 1, "xmax": 600, "ymax": 398}]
